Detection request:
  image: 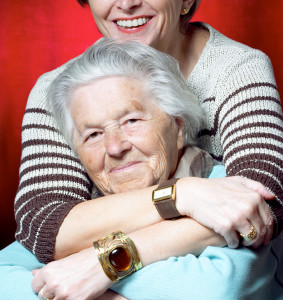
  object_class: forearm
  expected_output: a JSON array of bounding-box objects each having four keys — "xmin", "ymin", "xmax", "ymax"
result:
[
  {"xmin": 128, "ymin": 217, "xmax": 225, "ymax": 266},
  {"xmin": 218, "ymin": 54, "xmax": 283, "ymax": 236},
  {"xmin": 32, "ymin": 220, "xmax": 224, "ymax": 299},
  {"xmin": 221, "ymin": 93, "xmax": 283, "ymax": 238},
  {"xmin": 15, "ymin": 70, "xmax": 93, "ymax": 264},
  {"xmin": 111, "ymin": 243, "xmax": 279, "ymax": 300},
  {"xmin": 55, "ymin": 163, "xmax": 272, "ymax": 259},
  {"xmin": 54, "ymin": 182, "xmax": 227, "ymax": 261},
  {"xmin": 54, "ymin": 185, "xmax": 163, "ymax": 259}
]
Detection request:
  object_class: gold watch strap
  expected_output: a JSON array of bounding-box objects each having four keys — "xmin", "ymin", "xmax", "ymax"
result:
[{"xmin": 153, "ymin": 178, "xmax": 182, "ymax": 220}]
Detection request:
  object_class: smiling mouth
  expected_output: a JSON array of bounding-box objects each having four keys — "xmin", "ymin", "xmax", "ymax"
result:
[
  {"xmin": 110, "ymin": 161, "xmax": 142, "ymax": 173},
  {"xmin": 115, "ymin": 17, "xmax": 151, "ymax": 29}
]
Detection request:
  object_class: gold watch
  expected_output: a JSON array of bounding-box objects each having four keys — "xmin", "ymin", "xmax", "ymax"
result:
[
  {"xmin": 152, "ymin": 178, "xmax": 182, "ymax": 219},
  {"xmin": 93, "ymin": 231, "xmax": 142, "ymax": 282}
]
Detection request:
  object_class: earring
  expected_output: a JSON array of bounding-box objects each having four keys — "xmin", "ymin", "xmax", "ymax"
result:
[{"xmin": 182, "ymin": 8, "xmax": 189, "ymax": 15}]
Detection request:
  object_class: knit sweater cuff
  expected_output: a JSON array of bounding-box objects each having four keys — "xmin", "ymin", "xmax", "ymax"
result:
[{"xmin": 15, "ymin": 194, "xmax": 85, "ymax": 264}]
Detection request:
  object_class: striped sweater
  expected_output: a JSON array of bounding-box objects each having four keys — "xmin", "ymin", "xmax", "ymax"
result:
[{"xmin": 15, "ymin": 23, "xmax": 283, "ymax": 263}]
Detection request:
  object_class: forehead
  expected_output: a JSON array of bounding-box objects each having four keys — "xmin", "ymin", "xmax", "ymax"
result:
[
  {"xmin": 72, "ymin": 76, "xmax": 152, "ymax": 108},
  {"xmin": 70, "ymin": 76, "xmax": 161, "ymax": 126}
]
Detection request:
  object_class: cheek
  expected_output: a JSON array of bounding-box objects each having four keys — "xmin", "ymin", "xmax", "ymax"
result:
[
  {"xmin": 78, "ymin": 148, "xmax": 113, "ymax": 195},
  {"xmin": 131, "ymin": 129, "xmax": 174, "ymax": 180},
  {"xmin": 150, "ymin": 134, "xmax": 172, "ymax": 177},
  {"xmin": 89, "ymin": 1, "xmax": 110, "ymax": 22},
  {"xmin": 148, "ymin": 125, "xmax": 179, "ymax": 178},
  {"xmin": 93, "ymin": 173, "xmax": 112, "ymax": 196},
  {"xmin": 76, "ymin": 146, "xmax": 105, "ymax": 179},
  {"xmin": 76, "ymin": 139, "xmax": 119, "ymax": 192}
]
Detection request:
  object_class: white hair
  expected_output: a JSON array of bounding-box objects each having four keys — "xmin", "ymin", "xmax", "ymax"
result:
[{"xmin": 47, "ymin": 38, "xmax": 204, "ymax": 150}]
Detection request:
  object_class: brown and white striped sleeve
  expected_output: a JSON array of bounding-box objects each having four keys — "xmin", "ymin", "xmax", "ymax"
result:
[
  {"xmin": 14, "ymin": 64, "xmax": 94, "ymax": 263},
  {"xmin": 216, "ymin": 51, "xmax": 283, "ymax": 237}
]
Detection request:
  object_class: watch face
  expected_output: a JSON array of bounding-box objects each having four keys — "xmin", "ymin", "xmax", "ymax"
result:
[{"xmin": 153, "ymin": 186, "xmax": 173, "ymax": 201}]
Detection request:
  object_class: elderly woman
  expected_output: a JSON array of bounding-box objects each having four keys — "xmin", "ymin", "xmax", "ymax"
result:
[
  {"xmin": 14, "ymin": 0, "xmax": 283, "ymax": 268},
  {"xmin": 1, "ymin": 39, "xmax": 280, "ymax": 299}
]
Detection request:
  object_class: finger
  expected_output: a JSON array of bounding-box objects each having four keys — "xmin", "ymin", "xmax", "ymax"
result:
[
  {"xmin": 43, "ymin": 290, "xmax": 55, "ymax": 300},
  {"xmin": 38, "ymin": 288, "xmax": 46, "ymax": 300},
  {"xmin": 38, "ymin": 287, "xmax": 55, "ymax": 300},
  {"xmin": 241, "ymin": 219, "xmax": 265, "ymax": 248},
  {"xmin": 234, "ymin": 204, "xmax": 261, "ymax": 247},
  {"xmin": 250, "ymin": 233, "xmax": 265, "ymax": 249},
  {"xmin": 263, "ymin": 220, "xmax": 273, "ymax": 245},
  {"xmin": 242, "ymin": 198, "xmax": 274, "ymax": 247},
  {"xmin": 32, "ymin": 269, "xmax": 40, "ymax": 276},
  {"xmin": 235, "ymin": 193, "xmax": 267, "ymax": 247},
  {"xmin": 31, "ymin": 270, "xmax": 46, "ymax": 293},
  {"xmin": 239, "ymin": 222, "xmax": 259, "ymax": 247},
  {"xmin": 223, "ymin": 231, "xmax": 240, "ymax": 249},
  {"xmin": 245, "ymin": 216, "xmax": 263, "ymax": 246},
  {"xmin": 258, "ymin": 201, "xmax": 274, "ymax": 245},
  {"xmin": 213, "ymin": 216, "xmax": 239, "ymax": 248},
  {"xmin": 240, "ymin": 177, "xmax": 274, "ymax": 200}
]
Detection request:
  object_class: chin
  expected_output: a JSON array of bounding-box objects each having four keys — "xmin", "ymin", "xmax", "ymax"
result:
[
  {"xmin": 110, "ymin": 175, "xmax": 156, "ymax": 194},
  {"xmin": 114, "ymin": 29, "xmax": 155, "ymax": 47}
]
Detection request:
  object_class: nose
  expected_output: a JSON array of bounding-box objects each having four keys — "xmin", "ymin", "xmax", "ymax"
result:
[
  {"xmin": 105, "ymin": 128, "xmax": 132, "ymax": 157},
  {"xmin": 115, "ymin": 0, "xmax": 142, "ymax": 11}
]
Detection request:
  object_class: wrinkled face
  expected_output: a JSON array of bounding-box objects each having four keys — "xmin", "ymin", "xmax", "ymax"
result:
[
  {"xmin": 88, "ymin": 0, "xmax": 191, "ymax": 52},
  {"xmin": 70, "ymin": 76, "xmax": 184, "ymax": 195}
]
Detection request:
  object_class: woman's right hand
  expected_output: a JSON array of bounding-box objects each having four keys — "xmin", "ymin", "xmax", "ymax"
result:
[
  {"xmin": 176, "ymin": 176, "xmax": 274, "ymax": 248},
  {"xmin": 32, "ymin": 247, "xmax": 113, "ymax": 300}
]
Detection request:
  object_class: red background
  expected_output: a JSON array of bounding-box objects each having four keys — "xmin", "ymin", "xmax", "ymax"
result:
[{"xmin": 1, "ymin": 0, "xmax": 282, "ymax": 249}]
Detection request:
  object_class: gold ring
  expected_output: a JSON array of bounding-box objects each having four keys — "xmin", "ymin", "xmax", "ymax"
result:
[{"xmin": 240, "ymin": 224, "xmax": 257, "ymax": 241}]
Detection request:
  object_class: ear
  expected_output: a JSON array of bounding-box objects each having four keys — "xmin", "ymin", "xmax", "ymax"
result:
[
  {"xmin": 174, "ymin": 116, "xmax": 185, "ymax": 150},
  {"xmin": 181, "ymin": 0, "xmax": 195, "ymax": 15}
]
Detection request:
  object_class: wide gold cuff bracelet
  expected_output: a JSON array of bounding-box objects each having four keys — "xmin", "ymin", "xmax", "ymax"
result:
[{"xmin": 93, "ymin": 231, "xmax": 142, "ymax": 282}]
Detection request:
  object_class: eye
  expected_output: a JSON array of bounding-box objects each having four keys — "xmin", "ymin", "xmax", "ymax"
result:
[
  {"xmin": 88, "ymin": 131, "xmax": 102, "ymax": 139},
  {"xmin": 126, "ymin": 118, "xmax": 139, "ymax": 124}
]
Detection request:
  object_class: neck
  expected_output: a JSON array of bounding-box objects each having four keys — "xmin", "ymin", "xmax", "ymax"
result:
[
  {"xmin": 169, "ymin": 147, "xmax": 185, "ymax": 179},
  {"xmin": 157, "ymin": 24, "xmax": 209, "ymax": 80}
]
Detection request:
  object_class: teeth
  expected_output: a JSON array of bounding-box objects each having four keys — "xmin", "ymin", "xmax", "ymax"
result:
[{"xmin": 116, "ymin": 17, "xmax": 150, "ymax": 28}]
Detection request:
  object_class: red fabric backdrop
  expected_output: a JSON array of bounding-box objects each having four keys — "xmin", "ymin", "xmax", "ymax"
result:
[{"xmin": 1, "ymin": 0, "xmax": 282, "ymax": 249}]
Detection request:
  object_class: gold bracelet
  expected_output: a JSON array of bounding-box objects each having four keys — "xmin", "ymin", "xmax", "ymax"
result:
[{"xmin": 93, "ymin": 231, "xmax": 142, "ymax": 282}]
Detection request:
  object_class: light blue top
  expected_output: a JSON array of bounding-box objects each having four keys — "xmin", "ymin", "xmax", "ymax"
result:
[{"xmin": 112, "ymin": 237, "xmax": 283, "ymax": 300}]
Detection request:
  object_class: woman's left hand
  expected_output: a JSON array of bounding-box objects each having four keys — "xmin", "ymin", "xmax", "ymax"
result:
[{"xmin": 32, "ymin": 247, "xmax": 112, "ymax": 300}]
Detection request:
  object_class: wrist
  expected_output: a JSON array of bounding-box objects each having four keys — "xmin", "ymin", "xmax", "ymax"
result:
[
  {"xmin": 152, "ymin": 178, "xmax": 183, "ymax": 220},
  {"xmin": 93, "ymin": 232, "xmax": 142, "ymax": 283},
  {"xmin": 94, "ymin": 257, "xmax": 113, "ymax": 288},
  {"xmin": 175, "ymin": 177, "xmax": 193, "ymax": 217}
]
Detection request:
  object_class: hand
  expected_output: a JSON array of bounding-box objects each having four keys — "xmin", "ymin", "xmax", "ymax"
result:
[
  {"xmin": 32, "ymin": 247, "xmax": 112, "ymax": 300},
  {"xmin": 176, "ymin": 176, "xmax": 274, "ymax": 248}
]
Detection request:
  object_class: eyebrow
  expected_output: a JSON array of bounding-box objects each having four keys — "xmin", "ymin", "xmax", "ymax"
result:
[
  {"xmin": 79, "ymin": 100, "xmax": 145, "ymax": 133},
  {"xmin": 130, "ymin": 100, "xmax": 143, "ymax": 111}
]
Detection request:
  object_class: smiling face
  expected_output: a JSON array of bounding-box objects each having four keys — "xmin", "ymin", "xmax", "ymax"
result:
[
  {"xmin": 70, "ymin": 76, "xmax": 185, "ymax": 195},
  {"xmin": 88, "ymin": 0, "xmax": 193, "ymax": 53}
]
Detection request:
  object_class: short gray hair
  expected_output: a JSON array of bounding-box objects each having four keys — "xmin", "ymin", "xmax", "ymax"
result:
[{"xmin": 48, "ymin": 38, "xmax": 204, "ymax": 150}]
